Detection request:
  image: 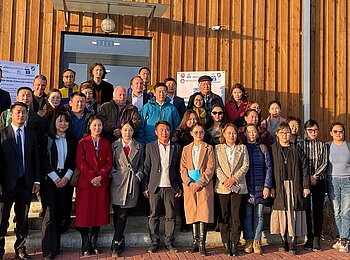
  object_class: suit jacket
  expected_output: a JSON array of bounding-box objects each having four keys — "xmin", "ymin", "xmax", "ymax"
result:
[
  {"xmin": 214, "ymin": 143, "xmax": 249, "ymax": 194},
  {"xmin": 110, "ymin": 138, "xmax": 144, "ymax": 207},
  {"xmin": 142, "ymin": 140, "xmax": 182, "ymax": 194},
  {"xmin": 0, "ymin": 125, "xmax": 40, "ymax": 192},
  {"xmin": 0, "ymin": 88, "xmax": 11, "ymax": 114},
  {"xmin": 41, "ymin": 135, "xmax": 76, "ymax": 181},
  {"xmin": 172, "ymin": 96, "xmax": 186, "ymax": 118}
]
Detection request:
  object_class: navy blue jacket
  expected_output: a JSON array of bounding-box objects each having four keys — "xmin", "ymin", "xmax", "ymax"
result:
[{"xmin": 245, "ymin": 142, "xmax": 273, "ymax": 204}]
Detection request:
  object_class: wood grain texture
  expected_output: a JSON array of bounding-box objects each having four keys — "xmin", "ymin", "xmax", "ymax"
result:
[{"xmin": 0, "ymin": 0, "xmax": 348, "ymax": 140}]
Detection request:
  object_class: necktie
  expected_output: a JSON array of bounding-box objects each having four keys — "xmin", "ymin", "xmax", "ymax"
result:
[
  {"xmin": 16, "ymin": 129, "xmax": 24, "ymax": 177},
  {"xmin": 124, "ymin": 145, "xmax": 130, "ymax": 156}
]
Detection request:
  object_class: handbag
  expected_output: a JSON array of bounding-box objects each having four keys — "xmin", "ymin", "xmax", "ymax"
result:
[{"xmin": 70, "ymin": 139, "xmax": 86, "ymax": 187}]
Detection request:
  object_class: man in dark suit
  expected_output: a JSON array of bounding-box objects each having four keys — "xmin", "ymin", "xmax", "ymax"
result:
[
  {"xmin": 142, "ymin": 120, "xmax": 182, "ymax": 253},
  {"xmin": 164, "ymin": 77, "xmax": 186, "ymax": 118},
  {"xmin": 0, "ymin": 68, "xmax": 11, "ymax": 114},
  {"xmin": 127, "ymin": 76, "xmax": 150, "ymax": 112},
  {"xmin": 0, "ymin": 102, "xmax": 40, "ymax": 260}
]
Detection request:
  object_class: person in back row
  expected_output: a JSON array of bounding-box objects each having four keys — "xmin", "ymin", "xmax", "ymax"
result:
[
  {"xmin": 137, "ymin": 83, "xmax": 180, "ymax": 145},
  {"xmin": 59, "ymin": 69, "xmax": 79, "ymax": 109},
  {"xmin": 88, "ymin": 63, "xmax": 114, "ymax": 105}
]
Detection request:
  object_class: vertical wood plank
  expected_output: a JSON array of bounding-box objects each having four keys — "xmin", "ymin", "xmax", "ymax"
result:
[
  {"xmin": 231, "ymin": 0, "xmax": 242, "ymax": 84},
  {"xmin": 171, "ymin": 0, "xmax": 183, "ymax": 76},
  {"xmin": 207, "ymin": 0, "xmax": 219, "ymax": 71},
  {"xmin": 159, "ymin": 0, "xmax": 171, "ymax": 81},
  {"xmin": 195, "ymin": 0, "xmax": 206, "ymax": 71},
  {"xmin": 0, "ymin": 0, "xmax": 14, "ymax": 60},
  {"xmin": 219, "ymin": 0, "xmax": 231, "ymax": 88},
  {"xmin": 26, "ymin": 0, "xmax": 40, "ymax": 64},
  {"xmin": 242, "ymin": 0, "xmax": 253, "ymax": 89},
  {"xmin": 183, "ymin": 0, "xmax": 195, "ymax": 71}
]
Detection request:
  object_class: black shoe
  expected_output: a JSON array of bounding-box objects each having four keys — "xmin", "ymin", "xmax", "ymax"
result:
[
  {"xmin": 289, "ymin": 237, "xmax": 297, "ymax": 255},
  {"xmin": 42, "ymin": 255, "xmax": 53, "ymax": 260},
  {"xmin": 15, "ymin": 251, "xmax": 31, "ymax": 260},
  {"xmin": 90, "ymin": 234, "xmax": 100, "ymax": 255},
  {"xmin": 223, "ymin": 243, "xmax": 232, "ymax": 256},
  {"xmin": 231, "ymin": 243, "xmax": 238, "ymax": 256},
  {"xmin": 165, "ymin": 244, "xmax": 178, "ymax": 253},
  {"xmin": 147, "ymin": 244, "xmax": 159, "ymax": 253},
  {"xmin": 313, "ymin": 237, "xmax": 321, "ymax": 251},
  {"xmin": 304, "ymin": 237, "xmax": 313, "ymax": 250},
  {"xmin": 279, "ymin": 235, "xmax": 289, "ymax": 252}
]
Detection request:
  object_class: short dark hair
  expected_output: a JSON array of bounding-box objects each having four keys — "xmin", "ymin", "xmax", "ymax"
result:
[
  {"xmin": 268, "ymin": 100, "xmax": 282, "ymax": 110},
  {"xmin": 79, "ymin": 81, "xmax": 93, "ymax": 92},
  {"xmin": 154, "ymin": 82, "xmax": 168, "ymax": 92},
  {"xmin": 276, "ymin": 122, "xmax": 291, "ymax": 134},
  {"xmin": 304, "ymin": 119, "xmax": 319, "ymax": 130},
  {"xmin": 89, "ymin": 63, "xmax": 107, "ymax": 79},
  {"xmin": 164, "ymin": 77, "xmax": 177, "ymax": 85},
  {"xmin": 70, "ymin": 91, "xmax": 86, "ymax": 101},
  {"xmin": 330, "ymin": 121, "xmax": 345, "ymax": 133},
  {"xmin": 17, "ymin": 86, "xmax": 33, "ymax": 95},
  {"xmin": 129, "ymin": 76, "xmax": 143, "ymax": 86},
  {"xmin": 10, "ymin": 101, "xmax": 28, "ymax": 111},
  {"xmin": 63, "ymin": 68, "xmax": 76, "ymax": 76},
  {"xmin": 34, "ymin": 74, "xmax": 47, "ymax": 82},
  {"xmin": 155, "ymin": 120, "xmax": 170, "ymax": 130},
  {"xmin": 286, "ymin": 116, "xmax": 301, "ymax": 125},
  {"xmin": 138, "ymin": 67, "xmax": 151, "ymax": 74}
]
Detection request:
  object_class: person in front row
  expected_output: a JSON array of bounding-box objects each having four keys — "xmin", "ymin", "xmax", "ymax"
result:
[
  {"xmin": 180, "ymin": 124, "xmax": 215, "ymax": 256},
  {"xmin": 0, "ymin": 102, "xmax": 40, "ymax": 260},
  {"xmin": 110, "ymin": 121, "xmax": 144, "ymax": 257},
  {"xmin": 142, "ymin": 120, "xmax": 182, "ymax": 253},
  {"xmin": 215, "ymin": 123, "xmax": 249, "ymax": 256},
  {"xmin": 41, "ymin": 111, "xmax": 76, "ymax": 259},
  {"xmin": 75, "ymin": 116, "xmax": 112, "ymax": 256}
]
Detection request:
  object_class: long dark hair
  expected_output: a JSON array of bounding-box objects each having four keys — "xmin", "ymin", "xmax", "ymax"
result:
[
  {"xmin": 49, "ymin": 110, "xmax": 73, "ymax": 139},
  {"xmin": 205, "ymin": 104, "xmax": 227, "ymax": 130},
  {"xmin": 178, "ymin": 110, "xmax": 200, "ymax": 130},
  {"xmin": 44, "ymin": 89, "xmax": 62, "ymax": 118},
  {"xmin": 228, "ymin": 83, "xmax": 248, "ymax": 103},
  {"xmin": 85, "ymin": 115, "xmax": 104, "ymax": 137}
]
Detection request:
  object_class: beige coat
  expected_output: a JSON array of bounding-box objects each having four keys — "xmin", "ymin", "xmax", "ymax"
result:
[
  {"xmin": 180, "ymin": 142, "xmax": 215, "ymax": 224},
  {"xmin": 214, "ymin": 144, "xmax": 249, "ymax": 194}
]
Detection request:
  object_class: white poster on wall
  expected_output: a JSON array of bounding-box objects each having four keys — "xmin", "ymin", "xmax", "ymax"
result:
[
  {"xmin": 0, "ymin": 60, "xmax": 40, "ymax": 102},
  {"xmin": 176, "ymin": 71, "xmax": 225, "ymax": 105}
]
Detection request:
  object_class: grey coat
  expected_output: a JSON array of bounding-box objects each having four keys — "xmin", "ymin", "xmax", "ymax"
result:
[{"xmin": 110, "ymin": 138, "xmax": 144, "ymax": 208}]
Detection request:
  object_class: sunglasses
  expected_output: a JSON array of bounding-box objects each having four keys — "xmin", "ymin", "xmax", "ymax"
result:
[
  {"xmin": 211, "ymin": 111, "xmax": 223, "ymax": 115},
  {"xmin": 332, "ymin": 130, "xmax": 344, "ymax": 134}
]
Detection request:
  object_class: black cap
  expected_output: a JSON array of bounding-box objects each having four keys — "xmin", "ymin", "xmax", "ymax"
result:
[{"xmin": 198, "ymin": 75, "xmax": 213, "ymax": 83}]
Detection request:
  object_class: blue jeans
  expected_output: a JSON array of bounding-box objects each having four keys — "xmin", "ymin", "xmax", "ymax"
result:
[
  {"xmin": 327, "ymin": 176, "xmax": 350, "ymax": 240},
  {"xmin": 243, "ymin": 202, "xmax": 264, "ymax": 241}
]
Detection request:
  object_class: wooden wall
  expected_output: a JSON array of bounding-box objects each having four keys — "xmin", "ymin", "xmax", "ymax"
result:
[
  {"xmin": 2, "ymin": 0, "xmax": 346, "ymax": 141},
  {"xmin": 311, "ymin": 0, "xmax": 350, "ymax": 140}
]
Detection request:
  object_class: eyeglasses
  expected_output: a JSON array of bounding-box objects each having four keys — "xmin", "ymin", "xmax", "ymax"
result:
[
  {"xmin": 306, "ymin": 129, "xmax": 319, "ymax": 133},
  {"xmin": 333, "ymin": 130, "xmax": 344, "ymax": 134},
  {"xmin": 192, "ymin": 131, "xmax": 205, "ymax": 135},
  {"xmin": 211, "ymin": 111, "xmax": 223, "ymax": 115}
]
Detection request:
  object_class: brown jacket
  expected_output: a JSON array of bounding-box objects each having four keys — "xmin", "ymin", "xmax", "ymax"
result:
[
  {"xmin": 180, "ymin": 142, "xmax": 215, "ymax": 224},
  {"xmin": 214, "ymin": 144, "xmax": 249, "ymax": 194}
]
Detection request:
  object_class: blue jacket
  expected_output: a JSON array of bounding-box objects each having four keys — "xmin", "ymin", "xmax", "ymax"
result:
[
  {"xmin": 137, "ymin": 97, "xmax": 180, "ymax": 145},
  {"xmin": 245, "ymin": 142, "xmax": 273, "ymax": 204}
]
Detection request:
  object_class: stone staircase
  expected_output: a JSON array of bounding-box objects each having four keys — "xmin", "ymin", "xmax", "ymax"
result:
[{"xmin": 3, "ymin": 200, "xmax": 290, "ymax": 252}]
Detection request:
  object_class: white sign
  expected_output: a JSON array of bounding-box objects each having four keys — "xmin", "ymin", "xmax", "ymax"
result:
[
  {"xmin": 176, "ymin": 71, "xmax": 225, "ymax": 105},
  {"xmin": 0, "ymin": 60, "xmax": 40, "ymax": 102}
]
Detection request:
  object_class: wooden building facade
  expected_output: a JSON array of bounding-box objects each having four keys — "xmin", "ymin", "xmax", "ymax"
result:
[{"xmin": 0, "ymin": 0, "xmax": 349, "ymax": 140}]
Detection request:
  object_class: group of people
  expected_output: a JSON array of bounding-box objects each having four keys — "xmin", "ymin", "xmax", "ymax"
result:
[{"xmin": 0, "ymin": 64, "xmax": 349, "ymax": 260}]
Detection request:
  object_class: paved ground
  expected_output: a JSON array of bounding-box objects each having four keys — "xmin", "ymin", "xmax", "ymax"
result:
[{"xmin": 2, "ymin": 243, "xmax": 348, "ymax": 259}]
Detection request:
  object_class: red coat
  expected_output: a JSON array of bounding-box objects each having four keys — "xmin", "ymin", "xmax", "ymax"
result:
[
  {"xmin": 75, "ymin": 135, "xmax": 112, "ymax": 227},
  {"xmin": 225, "ymin": 101, "xmax": 248, "ymax": 124}
]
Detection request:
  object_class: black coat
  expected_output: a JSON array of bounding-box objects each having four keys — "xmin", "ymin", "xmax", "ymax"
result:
[
  {"xmin": 271, "ymin": 143, "xmax": 309, "ymax": 211},
  {"xmin": 172, "ymin": 96, "xmax": 186, "ymax": 119},
  {"xmin": 0, "ymin": 126, "xmax": 40, "ymax": 192},
  {"xmin": 0, "ymin": 88, "xmax": 11, "ymax": 114}
]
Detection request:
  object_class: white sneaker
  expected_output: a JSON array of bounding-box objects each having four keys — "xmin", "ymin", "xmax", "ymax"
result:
[
  {"xmin": 339, "ymin": 240, "xmax": 349, "ymax": 253},
  {"xmin": 333, "ymin": 239, "xmax": 341, "ymax": 249}
]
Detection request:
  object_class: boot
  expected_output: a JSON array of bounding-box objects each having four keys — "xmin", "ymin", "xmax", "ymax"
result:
[
  {"xmin": 304, "ymin": 235, "xmax": 313, "ymax": 250},
  {"xmin": 111, "ymin": 239, "xmax": 125, "ymax": 257},
  {"xmin": 199, "ymin": 222, "xmax": 207, "ymax": 256},
  {"xmin": 289, "ymin": 236, "xmax": 297, "ymax": 255},
  {"xmin": 313, "ymin": 237, "xmax": 321, "ymax": 252},
  {"xmin": 244, "ymin": 240, "xmax": 253, "ymax": 253},
  {"xmin": 90, "ymin": 233, "xmax": 100, "ymax": 255},
  {"xmin": 81, "ymin": 235, "xmax": 90, "ymax": 256},
  {"xmin": 187, "ymin": 223, "xmax": 199, "ymax": 253},
  {"xmin": 231, "ymin": 242, "xmax": 238, "ymax": 256},
  {"xmin": 253, "ymin": 240, "xmax": 262, "ymax": 254},
  {"xmin": 279, "ymin": 234, "xmax": 289, "ymax": 252}
]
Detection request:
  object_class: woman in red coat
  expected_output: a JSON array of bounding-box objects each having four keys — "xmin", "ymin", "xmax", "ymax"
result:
[
  {"xmin": 75, "ymin": 115, "xmax": 112, "ymax": 256},
  {"xmin": 225, "ymin": 83, "xmax": 248, "ymax": 125}
]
